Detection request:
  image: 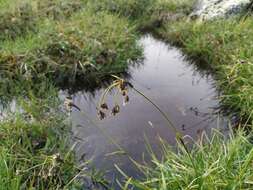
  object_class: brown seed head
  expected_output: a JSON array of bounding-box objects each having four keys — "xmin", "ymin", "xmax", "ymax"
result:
[
  {"xmin": 119, "ymin": 80, "xmax": 127, "ymax": 91},
  {"xmin": 122, "ymin": 90, "xmax": 127, "ymax": 96},
  {"xmin": 112, "ymin": 105, "xmax": 120, "ymax": 116},
  {"xmin": 125, "ymin": 95, "xmax": 129, "ymax": 103},
  {"xmin": 100, "ymin": 103, "xmax": 109, "ymax": 110},
  {"xmin": 98, "ymin": 110, "xmax": 106, "ymax": 120}
]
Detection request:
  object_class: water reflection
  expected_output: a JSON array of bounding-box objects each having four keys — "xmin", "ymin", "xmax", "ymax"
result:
[{"xmin": 62, "ymin": 34, "xmax": 229, "ymax": 189}]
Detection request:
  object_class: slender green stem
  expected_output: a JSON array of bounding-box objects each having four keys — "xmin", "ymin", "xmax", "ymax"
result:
[
  {"xmin": 131, "ymin": 86, "xmax": 179, "ymax": 136},
  {"xmin": 131, "ymin": 85, "xmax": 198, "ymax": 175}
]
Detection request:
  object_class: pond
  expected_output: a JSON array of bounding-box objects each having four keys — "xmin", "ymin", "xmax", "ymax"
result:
[{"xmin": 60, "ymin": 34, "xmax": 229, "ymax": 189}]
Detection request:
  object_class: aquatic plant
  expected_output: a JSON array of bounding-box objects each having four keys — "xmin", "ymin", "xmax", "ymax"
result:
[
  {"xmin": 96, "ymin": 75, "xmax": 130, "ymax": 119},
  {"xmin": 94, "ymin": 75, "xmax": 198, "ymax": 182}
]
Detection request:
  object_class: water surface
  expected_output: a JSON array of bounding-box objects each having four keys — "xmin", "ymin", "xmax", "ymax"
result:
[{"xmin": 63, "ymin": 35, "xmax": 228, "ymax": 188}]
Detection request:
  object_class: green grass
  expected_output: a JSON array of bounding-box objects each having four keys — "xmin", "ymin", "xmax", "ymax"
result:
[
  {"xmin": 0, "ymin": 120, "xmax": 79, "ymax": 190},
  {"xmin": 85, "ymin": 0, "xmax": 153, "ymax": 19},
  {"xmin": 85, "ymin": 0, "xmax": 195, "ymax": 30},
  {"xmin": 86, "ymin": 0, "xmax": 194, "ymax": 18},
  {"xmin": 0, "ymin": 10, "xmax": 141, "ymax": 89},
  {"xmin": 0, "ymin": 3, "xmax": 143, "ymax": 187},
  {"xmin": 125, "ymin": 129, "xmax": 253, "ymax": 190},
  {"xmin": 0, "ymin": 0, "xmax": 139, "ymax": 189},
  {"xmin": 0, "ymin": 84, "xmax": 82, "ymax": 189},
  {"xmin": 0, "ymin": 0, "xmax": 141, "ymax": 190},
  {"xmin": 112, "ymin": 1, "xmax": 253, "ymax": 189},
  {"xmin": 2, "ymin": 0, "xmax": 253, "ymax": 189},
  {"xmin": 0, "ymin": 76, "xmax": 112, "ymax": 189},
  {"xmin": 156, "ymin": 17, "xmax": 253, "ymax": 122},
  {"xmin": 0, "ymin": 0, "xmax": 84, "ymax": 40},
  {"xmin": 0, "ymin": 0, "xmax": 37, "ymax": 40},
  {"xmin": 0, "ymin": 22, "xmax": 53, "ymax": 54}
]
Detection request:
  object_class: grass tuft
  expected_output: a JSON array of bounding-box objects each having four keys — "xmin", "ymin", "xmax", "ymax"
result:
[
  {"xmin": 157, "ymin": 17, "xmax": 253, "ymax": 121},
  {"xmin": 0, "ymin": 84, "xmax": 82, "ymax": 189},
  {"xmin": 128, "ymin": 130, "xmax": 253, "ymax": 190}
]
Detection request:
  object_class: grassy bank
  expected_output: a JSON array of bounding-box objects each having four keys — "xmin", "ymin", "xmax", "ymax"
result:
[
  {"xmin": 0, "ymin": 0, "xmax": 141, "ymax": 90},
  {"xmin": 125, "ymin": 129, "xmax": 253, "ymax": 189},
  {"xmin": 0, "ymin": 0, "xmax": 84, "ymax": 40},
  {"xmin": 0, "ymin": 84, "xmax": 82, "ymax": 189},
  {"xmin": 0, "ymin": 0, "xmax": 142, "ymax": 189},
  {"xmin": 156, "ymin": 17, "xmax": 253, "ymax": 123},
  {"xmin": 85, "ymin": 0, "xmax": 195, "ymax": 30}
]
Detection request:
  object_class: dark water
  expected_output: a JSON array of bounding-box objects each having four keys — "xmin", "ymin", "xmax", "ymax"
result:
[{"xmin": 60, "ymin": 35, "xmax": 228, "ymax": 188}]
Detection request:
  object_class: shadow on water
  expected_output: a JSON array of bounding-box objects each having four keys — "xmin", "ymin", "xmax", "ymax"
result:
[
  {"xmin": 59, "ymin": 34, "xmax": 230, "ymax": 189},
  {"xmin": 55, "ymin": 56, "xmax": 144, "ymax": 95}
]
